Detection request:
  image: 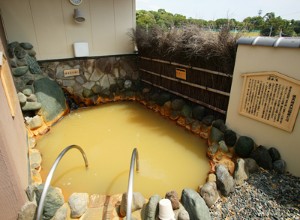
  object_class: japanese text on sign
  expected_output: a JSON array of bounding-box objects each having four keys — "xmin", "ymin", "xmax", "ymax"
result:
[
  {"xmin": 239, "ymin": 72, "xmax": 300, "ymax": 132},
  {"xmin": 176, "ymin": 68, "xmax": 186, "ymax": 80}
]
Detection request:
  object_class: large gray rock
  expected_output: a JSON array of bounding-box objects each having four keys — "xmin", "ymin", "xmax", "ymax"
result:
[
  {"xmin": 18, "ymin": 92, "xmax": 27, "ymax": 105},
  {"xmin": 200, "ymin": 182, "xmax": 219, "ymax": 208},
  {"xmin": 51, "ymin": 203, "xmax": 68, "ymax": 220},
  {"xmin": 235, "ymin": 136, "xmax": 255, "ymax": 158},
  {"xmin": 244, "ymin": 158, "xmax": 259, "ymax": 173},
  {"xmin": 36, "ymin": 185, "xmax": 65, "ymax": 220},
  {"xmin": 141, "ymin": 194, "xmax": 160, "ymax": 220},
  {"xmin": 25, "ymin": 54, "xmax": 42, "ymax": 74},
  {"xmin": 224, "ymin": 129, "xmax": 237, "ymax": 147},
  {"xmin": 178, "ymin": 209, "xmax": 190, "ymax": 220},
  {"xmin": 192, "ymin": 105, "xmax": 206, "ymax": 121},
  {"xmin": 17, "ymin": 201, "xmax": 37, "ymax": 220},
  {"xmin": 234, "ymin": 158, "xmax": 248, "ymax": 186},
  {"xmin": 273, "ymin": 159, "xmax": 286, "ymax": 174},
  {"xmin": 20, "ymin": 42, "xmax": 33, "ymax": 50},
  {"xmin": 250, "ymin": 145, "xmax": 273, "ymax": 170},
  {"xmin": 165, "ymin": 191, "xmax": 180, "ymax": 210},
  {"xmin": 216, "ymin": 164, "xmax": 235, "ymax": 196},
  {"xmin": 171, "ymin": 99, "xmax": 185, "ymax": 111},
  {"xmin": 14, "ymin": 46, "xmax": 26, "ymax": 59},
  {"xmin": 68, "ymin": 193, "xmax": 88, "ymax": 218},
  {"xmin": 26, "ymin": 115, "xmax": 43, "ymax": 129},
  {"xmin": 12, "ymin": 66, "xmax": 29, "ymax": 77},
  {"xmin": 119, "ymin": 192, "xmax": 145, "ymax": 217},
  {"xmin": 22, "ymin": 101, "xmax": 42, "ymax": 111},
  {"xmin": 29, "ymin": 149, "xmax": 42, "ymax": 169},
  {"xmin": 212, "ymin": 119, "xmax": 226, "ymax": 133},
  {"xmin": 34, "ymin": 77, "xmax": 67, "ymax": 123},
  {"xmin": 268, "ymin": 147, "xmax": 281, "ymax": 162},
  {"xmin": 181, "ymin": 188, "xmax": 211, "ymax": 220},
  {"xmin": 209, "ymin": 127, "xmax": 224, "ymax": 144}
]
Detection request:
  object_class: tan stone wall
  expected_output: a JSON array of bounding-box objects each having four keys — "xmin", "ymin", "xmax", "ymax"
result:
[
  {"xmin": 226, "ymin": 45, "xmax": 300, "ymax": 176},
  {"xmin": 0, "ymin": 0, "xmax": 136, "ymax": 60},
  {"xmin": 0, "ymin": 27, "xmax": 28, "ymax": 219}
]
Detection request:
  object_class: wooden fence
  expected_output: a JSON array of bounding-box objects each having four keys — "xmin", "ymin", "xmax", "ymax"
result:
[{"xmin": 139, "ymin": 56, "xmax": 233, "ymax": 117}]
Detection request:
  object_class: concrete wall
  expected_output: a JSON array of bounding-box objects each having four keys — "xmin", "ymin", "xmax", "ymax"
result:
[
  {"xmin": 226, "ymin": 44, "xmax": 300, "ymax": 176},
  {"xmin": 0, "ymin": 23, "xmax": 28, "ymax": 219},
  {"xmin": 0, "ymin": 0, "xmax": 136, "ymax": 60}
]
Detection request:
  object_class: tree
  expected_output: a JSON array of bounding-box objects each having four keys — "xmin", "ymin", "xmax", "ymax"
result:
[
  {"xmin": 136, "ymin": 10, "xmax": 156, "ymax": 28},
  {"xmin": 260, "ymin": 12, "xmax": 295, "ymax": 36}
]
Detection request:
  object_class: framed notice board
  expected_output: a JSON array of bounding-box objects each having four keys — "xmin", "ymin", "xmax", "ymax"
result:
[{"xmin": 239, "ymin": 71, "xmax": 300, "ymax": 132}]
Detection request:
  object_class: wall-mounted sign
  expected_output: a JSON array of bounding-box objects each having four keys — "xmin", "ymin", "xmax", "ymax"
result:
[
  {"xmin": 176, "ymin": 68, "xmax": 186, "ymax": 80},
  {"xmin": 239, "ymin": 71, "xmax": 300, "ymax": 132},
  {"xmin": 64, "ymin": 69, "xmax": 80, "ymax": 77}
]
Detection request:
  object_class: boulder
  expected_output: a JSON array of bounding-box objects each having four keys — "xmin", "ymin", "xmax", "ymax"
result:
[
  {"xmin": 171, "ymin": 99, "xmax": 185, "ymax": 111},
  {"xmin": 209, "ymin": 127, "xmax": 224, "ymax": 144},
  {"xmin": 268, "ymin": 147, "xmax": 281, "ymax": 162},
  {"xmin": 26, "ymin": 115, "xmax": 43, "ymax": 129},
  {"xmin": 234, "ymin": 136, "xmax": 255, "ymax": 158},
  {"xmin": 68, "ymin": 193, "xmax": 89, "ymax": 218},
  {"xmin": 224, "ymin": 129, "xmax": 237, "ymax": 147},
  {"xmin": 14, "ymin": 46, "xmax": 26, "ymax": 59},
  {"xmin": 124, "ymin": 79, "xmax": 132, "ymax": 89},
  {"xmin": 250, "ymin": 145, "xmax": 273, "ymax": 170},
  {"xmin": 141, "ymin": 194, "xmax": 160, "ymax": 220},
  {"xmin": 27, "ymin": 94, "xmax": 38, "ymax": 102},
  {"xmin": 244, "ymin": 158, "xmax": 259, "ymax": 173},
  {"xmin": 200, "ymin": 181, "xmax": 219, "ymax": 208},
  {"xmin": 165, "ymin": 191, "xmax": 180, "ymax": 210},
  {"xmin": 181, "ymin": 105, "xmax": 192, "ymax": 118},
  {"xmin": 23, "ymin": 88, "xmax": 33, "ymax": 96},
  {"xmin": 156, "ymin": 93, "xmax": 171, "ymax": 106},
  {"xmin": 202, "ymin": 115, "xmax": 214, "ymax": 126},
  {"xmin": 218, "ymin": 140, "xmax": 228, "ymax": 153},
  {"xmin": 22, "ymin": 102, "xmax": 42, "ymax": 111},
  {"xmin": 12, "ymin": 66, "xmax": 29, "ymax": 77},
  {"xmin": 17, "ymin": 201, "xmax": 37, "ymax": 220},
  {"xmin": 34, "ymin": 77, "xmax": 67, "ymax": 123},
  {"xmin": 18, "ymin": 92, "xmax": 27, "ymax": 105},
  {"xmin": 177, "ymin": 209, "xmax": 190, "ymax": 220},
  {"xmin": 25, "ymin": 54, "xmax": 42, "ymax": 74},
  {"xmin": 20, "ymin": 42, "xmax": 33, "ymax": 50},
  {"xmin": 192, "ymin": 105, "xmax": 206, "ymax": 121},
  {"xmin": 207, "ymin": 173, "xmax": 216, "ymax": 182},
  {"xmin": 51, "ymin": 203, "xmax": 68, "ymax": 220},
  {"xmin": 234, "ymin": 158, "xmax": 248, "ymax": 186},
  {"xmin": 273, "ymin": 159, "xmax": 286, "ymax": 174},
  {"xmin": 216, "ymin": 164, "xmax": 235, "ymax": 196},
  {"xmin": 119, "ymin": 192, "xmax": 145, "ymax": 217},
  {"xmin": 181, "ymin": 188, "xmax": 211, "ymax": 220},
  {"xmin": 36, "ymin": 185, "xmax": 64, "ymax": 220},
  {"xmin": 212, "ymin": 119, "xmax": 227, "ymax": 133},
  {"xmin": 29, "ymin": 149, "xmax": 42, "ymax": 169}
]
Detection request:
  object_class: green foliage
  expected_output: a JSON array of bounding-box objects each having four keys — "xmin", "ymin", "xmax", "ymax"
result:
[{"xmin": 136, "ymin": 9, "xmax": 300, "ymax": 36}]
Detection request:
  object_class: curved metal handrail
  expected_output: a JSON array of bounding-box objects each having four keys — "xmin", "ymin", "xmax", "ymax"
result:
[
  {"xmin": 126, "ymin": 148, "xmax": 139, "ymax": 220},
  {"xmin": 36, "ymin": 145, "xmax": 89, "ymax": 220}
]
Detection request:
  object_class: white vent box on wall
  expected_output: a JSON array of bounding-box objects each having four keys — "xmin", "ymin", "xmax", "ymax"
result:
[{"xmin": 73, "ymin": 42, "xmax": 89, "ymax": 57}]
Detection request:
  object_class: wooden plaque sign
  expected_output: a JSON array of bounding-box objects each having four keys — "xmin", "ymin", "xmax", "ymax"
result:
[
  {"xmin": 64, "ymin": 69, "xmax": 80, "ymax": 77},
  {"xmin": 239, "ymin": 71, "xmax": 300, "ymax": 132},
  {"xmin": 176, "ymin": 68, "xmax": 186, "ymax": 80}
]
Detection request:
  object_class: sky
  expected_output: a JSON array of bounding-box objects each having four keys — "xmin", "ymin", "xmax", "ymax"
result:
[{"xmin": 136, "ymin": 0, "xmax": 300, "ymax": 21}]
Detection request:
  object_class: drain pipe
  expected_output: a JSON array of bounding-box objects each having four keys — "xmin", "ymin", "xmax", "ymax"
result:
[
  {"xmin": 36, "ymin": 145, "xmax": 89, "ymax": 220},
  {"xmin": 126, "ymin": 148, "xmax": 139, "ymax": 220}
]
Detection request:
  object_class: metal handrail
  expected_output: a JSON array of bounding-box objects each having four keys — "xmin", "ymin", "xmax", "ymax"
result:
[
  {"xmin": 126, "ymin": 148, "xmax": 139, "ymax": 220},
  {"xmin": 36, "ymin": 145, "xmax": 89, "ymax": 220}
]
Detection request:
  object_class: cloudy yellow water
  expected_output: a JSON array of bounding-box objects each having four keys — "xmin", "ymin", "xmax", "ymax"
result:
[{"xmin": 37, "ymin": 102, "xmax": 210, "ymax": 198}]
